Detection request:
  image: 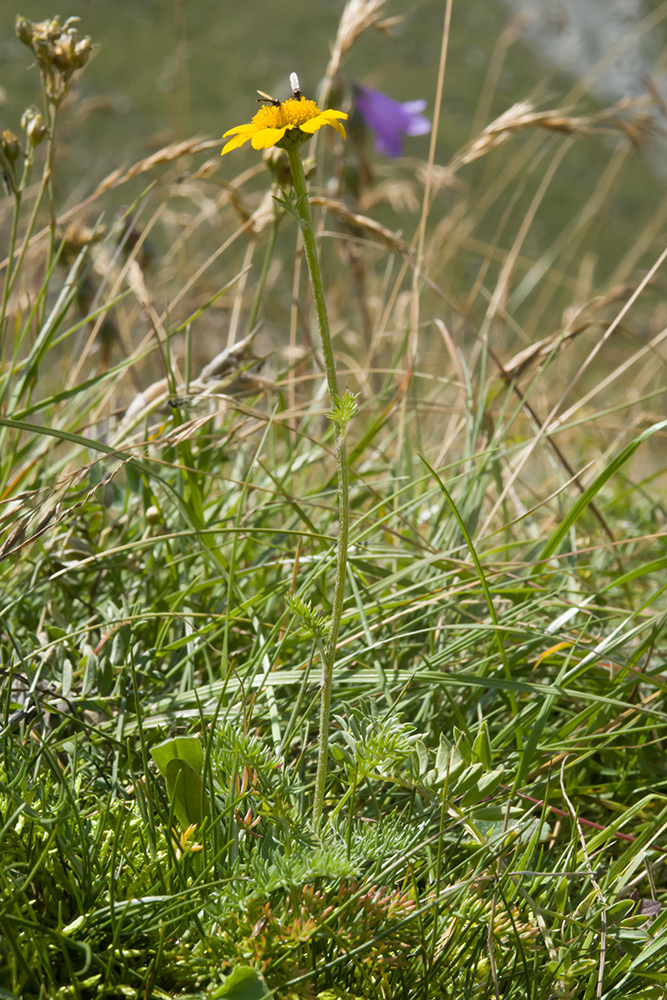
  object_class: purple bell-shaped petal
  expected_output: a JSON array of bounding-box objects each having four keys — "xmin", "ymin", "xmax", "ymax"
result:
[{"xmin": 353, "ymin": 84, "xmax": 431, "ymax": 158}]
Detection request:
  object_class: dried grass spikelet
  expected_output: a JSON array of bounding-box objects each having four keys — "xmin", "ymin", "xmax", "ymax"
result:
[
  {"xmin": 2, "ymin": 139, "xmax": 226, "ymax": 266},
  {"xmin": 449, "ymin": 97, "xmax": 656, "ymax": 173},
  {"xmin": 199, "ymin": 330, "xmax": 260, "ymax": 383},
  {"xmin": 0, "ymin": 463, "xmax": 126, "ymax": 564},
  {"xmin": 311, "ymin": 195, "xmax": 412, "ymax": 258},
  {"xmin": 116, "ymin": 331, "xmax": 267, "ymax": 439},
  {"xmin": 413, "ymin": 161, "xmax": 460, "ymax": 196},
  {"xmin": 324, "ymin": 0, "xmax": 400, "ymax": 98},
  {"xmin": 498, "ymin": 327, "xmax": 588, "ymax": 385},
  {"xmin": 360, "ymin": 178, "xmax": 421, "ymax": 215},
  {"xmin": 120, "ymin": 377, "xmax": 170, "ymax": 427},
  {"xmin": 332, "ymin": 0, "xmax": 393, "ymax": 60},
  {"xmin": 248, "ymin": 189, "xmax": 278, "ymax": 238},
  {"xmin": 93, "ymin": 137, "xmax": 219, "ymax": 198},
  {"xmin": 497, "ymin": 280, "xmax": 638, "ymax": 385},
  {"xmin": 57, "ymin": 221, "xmax": 105, "ymax": 263},
  {"xmin": 188, "ymin": 157, "xmax": 221, "ymax": 181}
]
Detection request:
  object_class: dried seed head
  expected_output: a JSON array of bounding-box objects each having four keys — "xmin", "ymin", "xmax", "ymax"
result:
[{"xmin": 15, "ymin": 14, "xmax": 94, "ymax": 101}]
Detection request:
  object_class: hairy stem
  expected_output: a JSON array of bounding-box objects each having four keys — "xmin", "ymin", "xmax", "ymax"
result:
[{"xmin": 287, "ymin": 143, "xmax": 349, "ymax": 826}]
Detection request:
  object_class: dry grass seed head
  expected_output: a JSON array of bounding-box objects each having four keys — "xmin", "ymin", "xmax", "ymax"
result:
[
  {"xmin": 333, "ymin": 0, "xmax": 393, "ymax": 59},
  {"xmin": 311, "ymin": 195, "xmax": 413, "ymax": 258},
  {"xmin": 448, "ymin": 98, "xmax": 656, "ymax": 173}
]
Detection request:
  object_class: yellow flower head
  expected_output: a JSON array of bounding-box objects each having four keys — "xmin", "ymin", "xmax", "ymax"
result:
[{"xmin": 222, "ymin": 78, "xmax": 347, "ymax": 156}]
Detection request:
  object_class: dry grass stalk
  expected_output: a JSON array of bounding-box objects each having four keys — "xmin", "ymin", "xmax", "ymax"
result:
[
  {"xmin": 494, "ymin": 282, "xmax": 638, "ymax": 384},
  {"xmin": 0, "ymin": 137, "xmax": 228, "ymax": 275},
  {"xmin": 115, "ymin": 330, "xmax": 268, "ymax": 443},
  {"xmin": 311, "ymin": 195, "xmax": 412, "ymax": 258},
  {"xmin": 448, "ymin": 98, "xmax": 656, "ymax": 173},
  {"xmin": 0, "ymin": 461, "xmax": 127, "ymax": 562},
  {"xmin": 93, "ymin": 137, "xmax": 220, "ymax": 197},
  {"xmin": 321, "ymin": 0, "xmax": 398, "ymax": 106},
  {"xmin": 329, "ymin": 0, "xmax": 392, "ymax": 65}
]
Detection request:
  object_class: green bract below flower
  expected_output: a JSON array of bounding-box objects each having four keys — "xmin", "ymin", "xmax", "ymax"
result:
[{"xmin": 221, "ymin": 95, "xmax": 348, "ymax": 155}]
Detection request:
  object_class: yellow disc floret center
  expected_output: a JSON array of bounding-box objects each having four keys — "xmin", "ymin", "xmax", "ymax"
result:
[{"xmin": 252, "ymin": 97, "xmax": 322, "ymax": 131}]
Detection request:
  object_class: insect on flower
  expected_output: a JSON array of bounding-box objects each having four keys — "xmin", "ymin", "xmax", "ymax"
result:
[
  {"xmin": 256, "ymin": 90, "xmax": 282, "ymax": 107},
  {"xmin": 221, "ymin": 72, "xmax": 348, "ymax": 155}
]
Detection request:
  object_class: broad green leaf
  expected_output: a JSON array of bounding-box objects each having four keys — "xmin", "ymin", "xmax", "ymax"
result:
[
  {"xmin": 434, "ymin": 742, "xmax": 466, "ymax": 785},
  {"xmin": 453, "ymin": 762, "xmax": 486, "ymax": 798},
  {"xmin": 461, "ymin": 767, "xmax": 504, "ymax": 807},
  {"xmin": 412, "ymin": 738, "xmax": 429, "ymax": 776},
  {"xmin": 151, "ymin": 736, "xmax": 203, "ymax": 779},
  {"xmin": 472, "ymin": 722, "xmax": 492, "ymax": 770},
  {"xmin": 165, "ymin": 758, "xmax": 203, "ymax": 829},
  {"xmin": 151, "ymin": 736, "xmax": 206, "ymax": 828},
  {"xmin": 212, "ymin": 965, "xmax": 271, "ymax": 999},
  {"xmin": 331, "ymin": 744, "xmax": 354, "ymax": 766},
  {"xmin": 97, "ymin": 657, "xmax": 114, "ymax": 697},
  {"xmin": 453, "ymin": 727, "xmax": 473, "ymax": 765}
]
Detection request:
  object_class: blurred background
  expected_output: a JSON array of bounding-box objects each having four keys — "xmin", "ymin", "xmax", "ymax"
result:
[
  {"xmin": 1, "ymin": 0, "xmax": 666, "ymax": 472},
  {"xmin": 1, "ymin": 0, "xmax": 666, "ymax": 195}
]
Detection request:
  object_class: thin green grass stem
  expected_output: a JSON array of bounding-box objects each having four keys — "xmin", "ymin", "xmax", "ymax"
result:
[
  {"xmin": 0, "ymin": 193, "xmax": 22, "ymax": 343},
  {"xmin": 4, "ymin": 106, "xmax": 59, "ymax": 324},
  {"xmin": 286, "ymin": 143, "xmax": 349, "ymax": 826},
  {"xmin": 246, "ymin": 213, "xmax": 279, "ymax": 334},
  {"xmin": 42, "ymin": 86, "xmax": 58, "ymax": 284},
  {"xmin": 423, "ymin": 457, "xmax": 524, "ymax": 752}
]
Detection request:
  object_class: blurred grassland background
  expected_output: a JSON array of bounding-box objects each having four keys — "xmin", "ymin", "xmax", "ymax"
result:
[
  {"xmin": 3, "ymin": 0, "xmax": 667, "ymax": 435},
  {"xmin": 1, "ymin": 1, "xmax": 667, "ymax": 998}
]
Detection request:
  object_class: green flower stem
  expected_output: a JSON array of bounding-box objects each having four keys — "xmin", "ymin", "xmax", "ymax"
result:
[{"xmin": 287, "ymin": 143, "xmax": 349, "ymax": 826}]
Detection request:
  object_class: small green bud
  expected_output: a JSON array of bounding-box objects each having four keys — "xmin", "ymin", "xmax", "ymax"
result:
[
  {"xmin": 328, "ymin": 388, "xmax": 359, "ymax": 427},
  {"xmin": 1, "ymin": 130, "xmax": 21, "ymax": 164},
  {"xmin": 21, "ymin": 108, "xmax": 47, "ymax": 147},
  {"xmin": 15, "ymin": 16, "xmax": 34, "ymax": 44},
  {"xmin": 263, "ymin": 147, "xmax": 292, "ymax": 188},
  {"xmin": 285, "ymin": 593, "xmax": 330, "ymax": 639},
  {"xmin": 145, "ymin": 505, "xmax": 162, "ymax": 526}
]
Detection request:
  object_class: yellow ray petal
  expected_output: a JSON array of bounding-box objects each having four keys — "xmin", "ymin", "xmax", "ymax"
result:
[
  {"xmin": 326, "ymin": 118, "xmax": 347, "ymax": 138},
  {"xmin": 221, "ymin": 132, "xmax": 253, "ymax": 155},
  {"xmin": 298, "ymin": 115, "xmax": 327, "ymax": 134},
  {"xmin": 223, "ymin": 123, "xmax": 257, "ymax": 137},
  {"xmin": 251, "ymin": 127, "xmax": 287, "ymax": 149},
  {"xmin": 299, "ymin": 114, "xmax": 346, "ymax": 139}
]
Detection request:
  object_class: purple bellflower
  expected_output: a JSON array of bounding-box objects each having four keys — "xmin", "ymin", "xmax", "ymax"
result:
[{"xmin": 353, "ymin": 83, "xmax": 431, "ymax": 158}]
